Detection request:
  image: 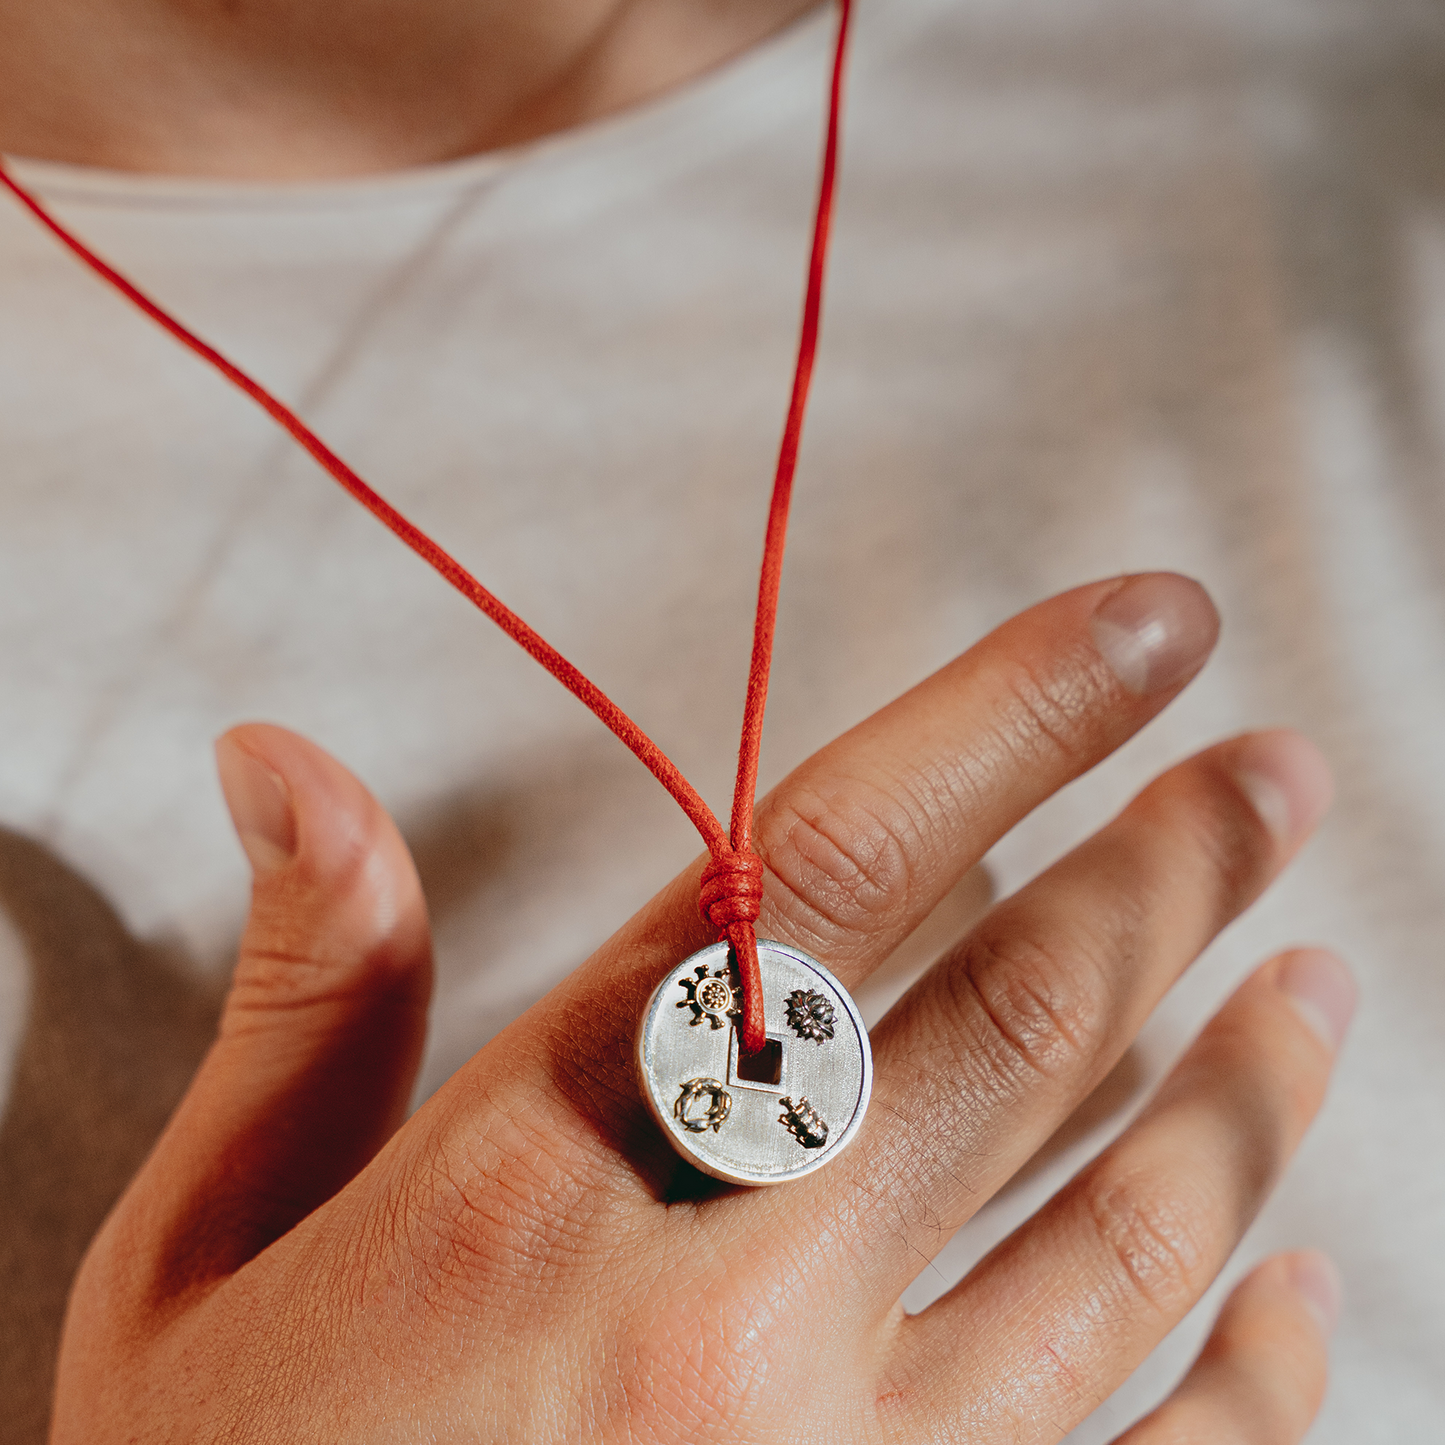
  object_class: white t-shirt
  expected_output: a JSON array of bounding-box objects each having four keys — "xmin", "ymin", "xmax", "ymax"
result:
[{"xmin": 3, "ymin": 0, "xmax": 1443, "ymax": 1436}]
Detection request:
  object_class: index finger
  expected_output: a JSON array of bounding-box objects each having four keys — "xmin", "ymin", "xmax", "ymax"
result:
[{"xmin": 421, "ymin": 573, "xmax": 1219, "ymax": 1191}]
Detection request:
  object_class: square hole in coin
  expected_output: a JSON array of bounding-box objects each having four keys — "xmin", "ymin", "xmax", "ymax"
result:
[{"xmin": 732, "ymin": 1035, "xmax": 784, "ymax": 1087}]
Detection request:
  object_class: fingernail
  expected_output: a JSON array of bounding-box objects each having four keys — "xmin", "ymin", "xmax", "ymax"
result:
[
  {"xmin": 1232, "ymin": 731, "xmax": 1334, "ymax": 849},
  {"xmin": 216, "ymin": 736, "xmax": 297, "ymax": 873},
  {"xmin": 1289, "ymin": 1249, "xmax": 1343, "ymax": 1339},
  {"xmin": 1089, "ymin": 574, "xmax": 1220, "ymax": 696},
  {"xmin": 1277, "ymin": 948, "xmax": 1356, "ymax": 1052}
]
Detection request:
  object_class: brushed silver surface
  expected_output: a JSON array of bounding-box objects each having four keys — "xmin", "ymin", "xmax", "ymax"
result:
[{"xmin": 636, "ymin": 939, "xmax": 872, "ymax": 1186}]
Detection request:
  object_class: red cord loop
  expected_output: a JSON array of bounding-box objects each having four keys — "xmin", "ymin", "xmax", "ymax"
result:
[
  {"xmin": 699, "ymin": 851, "xmax": 764, "ymax": 932},
  {"xmin": 700, "ymin": 852, "xmax": 768, "ymax": 1053}
]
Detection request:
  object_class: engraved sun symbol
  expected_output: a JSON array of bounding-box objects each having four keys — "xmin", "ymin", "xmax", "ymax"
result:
[{"xmin": 677, "ymin": 963, "xmax": 740, "ymax": 1029}]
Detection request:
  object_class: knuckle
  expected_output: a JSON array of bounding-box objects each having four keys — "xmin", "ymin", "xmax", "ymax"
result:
[
  {"xmin": 757, "ymin": 775, "xmax": 927, "ymax": 939},
  {"xmin": 988, "ymin": 650, "xmax": 1105, "ymax": 774},
  {"xmin": 223, "ymin": 938, "xmax": 417, "ymax": 1034},
  {"xmin": 223, "ymin": 949, "xmax": 367, "ymax": 1025},
  {"xmin": 1083, "ymin": 1166, "xmax": 1209, "ymax": 1318},
  {"xmin": 226, "ymin": 831, "xmax": 423, "ymax": 1026},
  {"xmin": 948, "ymin": 921, "xmax": 1109, "ymax": 1088},
  {"xmin": 749, "ymin": 646, "xmax": 1107, "ymax": 949}
]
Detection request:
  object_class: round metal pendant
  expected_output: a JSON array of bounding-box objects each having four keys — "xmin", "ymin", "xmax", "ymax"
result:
[{"xmin": 635, "ymin": 939, "xmax": 872, "ymax": 1186}]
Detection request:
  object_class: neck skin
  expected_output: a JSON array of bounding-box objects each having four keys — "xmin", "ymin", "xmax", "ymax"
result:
[{"xmin": 0, "ymin": 0, "xmax": 817, "ymax": 180}]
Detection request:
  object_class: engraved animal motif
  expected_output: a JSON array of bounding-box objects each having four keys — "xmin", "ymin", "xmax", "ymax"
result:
[
  {"xmin": 779, "ymin": 1095, "xmax": 829, "ymax": 1149},
  {"xmin": 675, "ymin": 1077, "xmax": 733, "ymax": 1133},
  {"xmin": 677, "ymin": 963, "xmax": 740, "ymax": 1029},
  {"xmin": 783, "ymin": 987, "xmax": 835, "ymax": 1044}
]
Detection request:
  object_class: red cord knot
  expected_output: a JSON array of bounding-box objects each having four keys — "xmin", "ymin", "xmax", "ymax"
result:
[{"xmin": 699, "ymin": 851, "xmax": 764, "ymax": 934}]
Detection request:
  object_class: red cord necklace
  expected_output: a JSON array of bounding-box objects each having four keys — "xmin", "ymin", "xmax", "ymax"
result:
[{"xmin": 0, "ymin": 0, "xmax": 869, "ymax": 1185}]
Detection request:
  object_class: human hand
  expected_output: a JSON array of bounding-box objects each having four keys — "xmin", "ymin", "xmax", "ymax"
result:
[{"xmin": 49, "ymin": 574, "xmax": 1350, "ymax": 1442}]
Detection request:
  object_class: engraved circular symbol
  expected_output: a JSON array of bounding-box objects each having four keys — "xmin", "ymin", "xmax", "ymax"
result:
[
  {"xmin": 674, "ymin": 1077, "xmax": 732, "ymax": 1133},
  {"xmin": 784, "ymin": 988, "xmax": 836, "ymax": 1044},
  {"xmin": 636, "ymin": 940, "xmax": 872, "ymax": 1186},
  {"xmin": 696, "ymin": 977, "xmax": 732, "ymax": 1015},
  {"xmin": 677, "ymin": 964, "xmax": 739, "ymax": 1029}
]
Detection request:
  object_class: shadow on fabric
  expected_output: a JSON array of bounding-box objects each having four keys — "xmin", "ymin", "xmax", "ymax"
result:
[{"xmin": 0, "ymin": 829, "xmax": 221, "ymax": 1445}]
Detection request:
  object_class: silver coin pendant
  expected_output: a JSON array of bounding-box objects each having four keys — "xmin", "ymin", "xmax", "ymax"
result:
[{"xmin": 635, "ymin": 939, "xmax": 872, "ymax": 1186}]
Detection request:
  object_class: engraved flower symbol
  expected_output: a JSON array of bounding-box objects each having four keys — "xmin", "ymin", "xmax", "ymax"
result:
[{"xmin": 784, "ymin": 987, "xmax": 835, "ymax": 1044}]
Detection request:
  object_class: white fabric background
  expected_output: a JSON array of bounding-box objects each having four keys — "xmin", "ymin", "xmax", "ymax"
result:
[{"xmin": 1, "ymin": 0, "xmax": 1443, "ymax": 1435}]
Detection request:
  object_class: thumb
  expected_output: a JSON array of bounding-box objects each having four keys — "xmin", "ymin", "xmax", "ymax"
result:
[{"xmin": 99, "ymin": 723, "xmax": 433, "ymax": 1298}]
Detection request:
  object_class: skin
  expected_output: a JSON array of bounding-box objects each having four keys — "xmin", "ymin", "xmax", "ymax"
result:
[
  {"xmin": 50, "ymin": 574, "xmax": 1351, "ymax": 1440},
  {"xmin": 0, "ymin": 0, "xmax": 819, "ymax": 177},
  {"xmin": 4, "ymin": 6, "xmax": 1348, "ymax": 1435}
]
